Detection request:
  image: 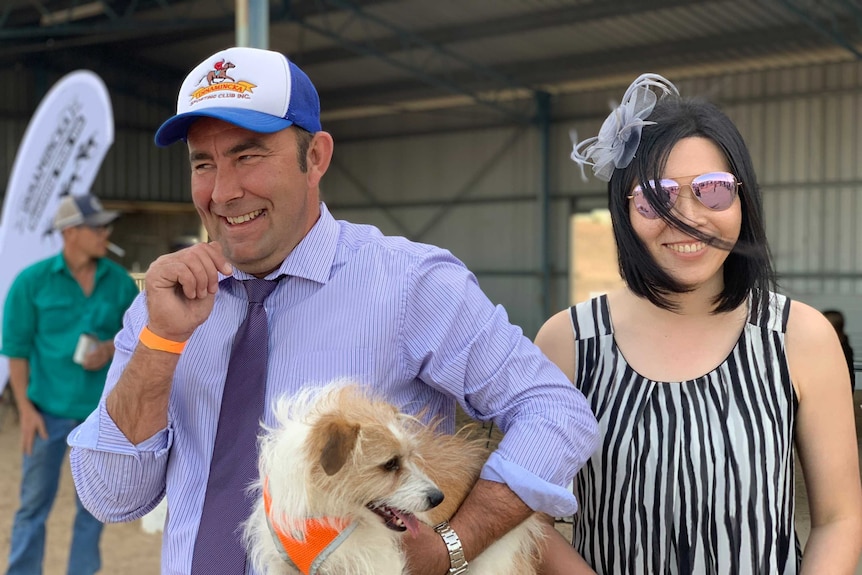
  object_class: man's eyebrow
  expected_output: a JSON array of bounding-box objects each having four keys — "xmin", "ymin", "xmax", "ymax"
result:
[
  {"xmin": 228, "ymin": 139, "xmax": 269, "ymax": 156},
  {"xmin": 189, "ymin": 150, "xmax": 212, "ymax": 163},
  {"xmin": 189, "ymin": 139, "xmax": 270, "ymax": 163}
]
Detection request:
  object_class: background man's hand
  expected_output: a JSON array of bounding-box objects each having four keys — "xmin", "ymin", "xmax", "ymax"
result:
[
  {"xmin": 18, "ymin": 401, "xmax": 47, "ymax": 456},
  {"xmin": 82, "ymin": 340, "xmax": 114, "ymax": 371}
]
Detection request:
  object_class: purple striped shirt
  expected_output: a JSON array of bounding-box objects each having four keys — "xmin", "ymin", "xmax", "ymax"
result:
[{"xmin": 69, "ymin": 203, "xmax": 598, "ymax": 575}]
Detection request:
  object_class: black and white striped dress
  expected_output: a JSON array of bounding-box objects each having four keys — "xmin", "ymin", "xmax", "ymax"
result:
[{"xmin": 569, "ymin": 292, "xmax": 800, "ymax": 574}]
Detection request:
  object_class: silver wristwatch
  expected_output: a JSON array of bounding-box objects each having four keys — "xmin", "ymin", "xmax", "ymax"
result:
[{"xmin": 433, "ymin": 521, "xmax": 469, "ymax": 574}]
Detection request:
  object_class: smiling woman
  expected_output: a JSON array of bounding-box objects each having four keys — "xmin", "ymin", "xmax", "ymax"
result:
[{"xmin": 535, "ymin": 73, "xmax": 862, "ymax": 574}]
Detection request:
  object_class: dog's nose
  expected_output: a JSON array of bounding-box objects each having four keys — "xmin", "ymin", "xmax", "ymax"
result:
[{"xmin": 427, "ymin": 489, "xmax": 444, "ymax": 509}]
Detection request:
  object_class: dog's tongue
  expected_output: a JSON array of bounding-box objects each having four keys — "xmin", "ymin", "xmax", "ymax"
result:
[{"xmin": 394, "ymin": 510, "xmax": 420, "ymax": 537}]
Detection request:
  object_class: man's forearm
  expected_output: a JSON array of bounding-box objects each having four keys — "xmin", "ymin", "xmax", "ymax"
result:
[
  {"xmin": 450, "ymin": 479, "xmax": 533, "ymax": 561},
  {"xmin": 106, "ymin": 345, "xmax": 180, "ymax": 444},
  {"xmin": 7, "ymin": 358, "xmax": 32, "ymax": 410}
]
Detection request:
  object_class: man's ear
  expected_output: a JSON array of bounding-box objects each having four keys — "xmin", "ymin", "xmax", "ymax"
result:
[{"xmin": 306, "ymin": 131, "xmax": 334, "ymax": 188}]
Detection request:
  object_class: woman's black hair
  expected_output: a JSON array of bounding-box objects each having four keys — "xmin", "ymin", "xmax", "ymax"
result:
[{"xmin": 608, "ymin": 96, "xmax": 776, "ymax": 314}]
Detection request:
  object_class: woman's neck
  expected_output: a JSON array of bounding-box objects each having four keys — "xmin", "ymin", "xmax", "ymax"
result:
[{"xmin": 658, "ymin": 272, "xmax": 728, "ymax": 317}]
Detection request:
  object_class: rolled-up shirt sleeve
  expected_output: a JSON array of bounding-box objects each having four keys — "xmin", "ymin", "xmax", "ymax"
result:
[
  {"xmin": 400, "ymin": 248, "xmax": 599, "ymax": 517},
  {"xmin": 68, "ymin": 294, "xmax": 171, "ymax": 523}
]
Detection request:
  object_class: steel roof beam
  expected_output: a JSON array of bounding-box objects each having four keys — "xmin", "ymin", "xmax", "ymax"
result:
[
  {"xmin": 774, "ymin": 0, "xmax": 862, "ymax": 59},
  {"xmin": 317, "ymin": 23, "xmax": 839, "ymax": 111},
  {"xmin": 292, "ymin": 0, "xmax": 703, "ymax": 67},
  {"xmin": 282, "ymin": 1, "xmax": 534, "ymax": 122},
  {"xmin": 0, "ymin": 0, "xmax": 388, "ymax": 39}
]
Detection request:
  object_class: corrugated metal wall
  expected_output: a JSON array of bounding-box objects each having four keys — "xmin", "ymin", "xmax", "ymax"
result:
[
  {"xmin": 553, "ymin": 63, "xmax": 862, "ymax": 343},
  {"xmin": 3, "ymin": 60, "xmax": 862, "ymax": 338}
]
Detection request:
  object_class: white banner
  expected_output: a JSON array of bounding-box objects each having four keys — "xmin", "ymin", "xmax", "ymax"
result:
[{"xmin": 0, "ymin": 70, "xmax": 114, "ymax": 391}]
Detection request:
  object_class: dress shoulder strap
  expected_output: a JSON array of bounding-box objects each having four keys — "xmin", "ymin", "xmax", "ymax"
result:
[
  {"xmin": 569, "ymin": 294, "xmax": 613, "ymax": 342},
  {"xmin": 748, "ymin": 291, "xmax": 791, "ymax": 334}
]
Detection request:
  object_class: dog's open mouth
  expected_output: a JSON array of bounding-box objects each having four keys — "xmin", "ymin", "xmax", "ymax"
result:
[{"xmin": 366, "ymin": 503, "xmax": 420, "ymax": 536}]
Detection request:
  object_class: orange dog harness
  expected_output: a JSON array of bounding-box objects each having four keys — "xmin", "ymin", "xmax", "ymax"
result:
[{"xmin": 262, "ymin": 479, "xmax": 356, "ymax": 575}]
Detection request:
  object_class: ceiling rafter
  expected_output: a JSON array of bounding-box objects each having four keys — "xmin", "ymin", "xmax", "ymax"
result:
[
  {"xmin": 0, "ymin": 0, "xmax": 387, "ymax": 41},
  {"xmin": 316, "ymin": 22, "xmax": 838, "ymax": 111},
  {"xmin": 281, "ymin": 0, "xmax": 536, "ymax": 122},
  {"xmin": 290, "ymin": 0, "xmax": 704, "ymax": 67},
  {"xmin": 773, "ymin": 0, "xmax": 862, "ymax": 58}
]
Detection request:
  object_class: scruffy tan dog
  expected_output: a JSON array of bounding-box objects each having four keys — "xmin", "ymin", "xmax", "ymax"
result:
[{"xmin": 243, "ymin": 382, "xmax": 544, "ymax": 575}]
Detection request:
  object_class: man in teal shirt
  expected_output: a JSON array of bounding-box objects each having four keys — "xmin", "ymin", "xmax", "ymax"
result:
[{"xmin": 1, "ymin": 193, "xmax": 138, "ymax": 575}]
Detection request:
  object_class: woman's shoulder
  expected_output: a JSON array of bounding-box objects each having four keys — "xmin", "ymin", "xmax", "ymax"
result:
[
  {"xmin": 785, "ymin": 297, "xmax": 849, "ymax": 399},
  {"xmin": 785, "ymin": 298, "xmax": 835, "ymax": 343},
  {"xmin": 535, "ymin": 308, "xmax": 575, "ymax": 348},
  {"xmin": 535, "ymin": 308, "xmax": 577, "ymax": 382}
]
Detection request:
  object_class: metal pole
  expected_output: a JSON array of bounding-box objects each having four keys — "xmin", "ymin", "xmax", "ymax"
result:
[
  {"xmin": 536, "ymin": 90, "xmax": 552, "ymax": 322},
  {"xmin": 236, "ymin": 0, "xmax": 268, "ymax": 48},
  {"xmin": 235, "ymin": 0, "xmax": 248, "ymax": 47}
]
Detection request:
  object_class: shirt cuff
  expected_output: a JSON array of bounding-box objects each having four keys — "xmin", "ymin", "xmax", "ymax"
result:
[
  {"xmin": 480, "ymin": 451, "xmax": 578, "ymax": 517},
  {"xmin": 68, "ymin": 402, "xmax": 170, "ymax": 456}
]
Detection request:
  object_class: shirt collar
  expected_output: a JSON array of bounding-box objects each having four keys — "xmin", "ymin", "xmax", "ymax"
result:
[
  {"xmin": 218, "ymin": 202, "xmax": 339, "ymax": 287},
  {"xmin": 49, "ymin": 252, "xmax": 67, "ymax": 274},
  {"xmin": 50, "ymin": 252, "xmax": 109, "ymax": 281}
]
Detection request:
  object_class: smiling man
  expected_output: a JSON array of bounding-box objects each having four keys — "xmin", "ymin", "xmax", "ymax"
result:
[{"xmin": 68, "ymin": 47, "xmax": 599, "ymax": 575}]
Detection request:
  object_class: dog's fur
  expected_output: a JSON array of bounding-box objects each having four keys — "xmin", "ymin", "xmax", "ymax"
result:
[{"xmin": 243, "ymin": 382, "xmax": 544, "ymax": 575}]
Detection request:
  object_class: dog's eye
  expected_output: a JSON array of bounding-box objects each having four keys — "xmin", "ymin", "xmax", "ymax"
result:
[{"xmin": 382, "ymin": 457, "xmax": 400, "ymax": 472}]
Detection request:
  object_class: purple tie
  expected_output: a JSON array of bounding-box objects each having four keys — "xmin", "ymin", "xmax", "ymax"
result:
[{"xmin": 191, "ymin": 278, "xmax": 279, "ymax": 574}]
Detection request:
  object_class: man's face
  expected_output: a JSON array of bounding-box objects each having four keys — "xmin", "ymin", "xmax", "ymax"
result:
[
  {"xmin": 186, "ymin": 118, "xmax": 321, "ymax": 277},
  {"xmin": 67, "ymin": 224, "xmax": 112, "ymax": 260}
]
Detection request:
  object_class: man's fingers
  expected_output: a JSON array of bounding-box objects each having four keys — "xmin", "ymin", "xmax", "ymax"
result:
[
  {"xmin": 203, "ymin": 241, "xmax": 233, "ymax": 277},
  {"xmin": 147, "ymin": 242, "xmax": 233, "ymax": 300},
  {"xmin": 186, "ymin": 245, "xmax": 224, "ymax": 298}
]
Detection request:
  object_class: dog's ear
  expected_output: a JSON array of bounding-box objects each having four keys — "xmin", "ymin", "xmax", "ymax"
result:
[{"xmin": 318, "ymin": 417, "xmax": 360, "ymax": 476}]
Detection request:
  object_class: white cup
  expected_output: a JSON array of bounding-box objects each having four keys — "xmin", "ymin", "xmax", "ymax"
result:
[{"xmin": 73, "ymin": 333, "xmax": 98, "ymax": 365}]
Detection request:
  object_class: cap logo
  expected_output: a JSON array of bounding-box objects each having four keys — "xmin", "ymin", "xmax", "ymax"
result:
[{"xmin": 189, "ymin": 58, "xmax": 257, "ymax": 106}]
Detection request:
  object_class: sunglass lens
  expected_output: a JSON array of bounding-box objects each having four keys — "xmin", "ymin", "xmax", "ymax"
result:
[
  {"xmin": 691, "ymin": 172, "xmax": 737, "ymax": 210},
  {"xmin": 631, "ymin": 181, "xmax": 679, "ymax": 219},
  {"xmin": 630, "ymin": 188, "xmax": 658, "ymax": 219}
]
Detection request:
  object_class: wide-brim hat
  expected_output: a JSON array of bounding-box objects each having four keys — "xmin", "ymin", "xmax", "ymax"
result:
[{"xmin": 155, "ymin": 47, "xmax": 321, "ymax": 147}]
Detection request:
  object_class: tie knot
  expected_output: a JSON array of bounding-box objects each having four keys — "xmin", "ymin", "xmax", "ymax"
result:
[{"xmin": 241, "ymin": 278, "xmax": 278, "ymax": 304}]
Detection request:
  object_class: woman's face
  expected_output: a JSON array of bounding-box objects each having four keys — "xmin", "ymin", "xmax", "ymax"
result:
[{"xmin": 629, "ymin": 136, "xmax": 742, "ymax": 292}]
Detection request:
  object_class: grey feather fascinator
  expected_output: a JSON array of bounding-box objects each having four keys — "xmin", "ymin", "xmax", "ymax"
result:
[{"xmin": 570, "ymin": 73, "xmax": 679, "ymax": 182}]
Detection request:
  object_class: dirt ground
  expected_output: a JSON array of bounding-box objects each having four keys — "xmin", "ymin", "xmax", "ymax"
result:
[
  {"xmin": 0, "ymin": 394, "xmax": 859, "ymax": 574},
  {"xmin": 0, "ymin": 400, "xmax": 162, "ymax": 574}
]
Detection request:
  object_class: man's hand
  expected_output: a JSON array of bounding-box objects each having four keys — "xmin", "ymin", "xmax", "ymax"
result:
[
  {"xmin": 81, "ymin": 340, "xmax": 114, "ymax": 371},
  {"xmin": 402, "ymin": 521, "xmax": 449, "ymax": 575},
  {"xmin": 403, "ymin": 479, "xmax": 533, "ymax": 575},
  {"xmin": 144, "ymin": 242, "xmax": 233, "ymax": 342},
  {"xmin": 104, "ymin": 242, "xmax": 232, "ymax": 444},
  {"xmin": 18, "ymin": 401, "xmax": 47, "ymax": 456}
]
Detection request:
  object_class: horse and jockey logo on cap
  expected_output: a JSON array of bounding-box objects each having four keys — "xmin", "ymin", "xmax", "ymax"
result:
[
  {"xmin": 189, "ymin": 58, "xmax": 257, "ymax": 104},
  {"xmin": 204, "ymin": 59, "xmax": 236, "ymax": 85}
]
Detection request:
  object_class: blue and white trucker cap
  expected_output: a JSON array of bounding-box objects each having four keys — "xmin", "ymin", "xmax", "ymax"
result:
[
  {"xmin": 53, "ymin": 194, "xmax": 120, "ymax": 231},
  {"xmin": 155, "ymin": 47, "xmax": 322, "ymax": 147}
]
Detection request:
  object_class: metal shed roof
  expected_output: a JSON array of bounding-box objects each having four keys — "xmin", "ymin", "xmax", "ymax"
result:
[{"xmin": 2, "ymin": 0, "xmax": 861, "ymax": 138}]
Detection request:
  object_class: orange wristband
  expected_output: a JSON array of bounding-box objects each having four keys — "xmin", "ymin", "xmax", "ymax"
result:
[{"xmin": 139, "ymin": 326, "xmax": 187, "ymax": 354}]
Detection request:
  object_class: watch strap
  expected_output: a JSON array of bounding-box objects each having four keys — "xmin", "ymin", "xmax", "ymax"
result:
[{"xmin": 433, "ymin": 521, "xmax": 468, "ymax": 574}]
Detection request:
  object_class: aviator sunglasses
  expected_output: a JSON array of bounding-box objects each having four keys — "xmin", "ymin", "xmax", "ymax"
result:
[{"xmin": 628, "ymin": 171, "xmax": 741, "ymax": 219}]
